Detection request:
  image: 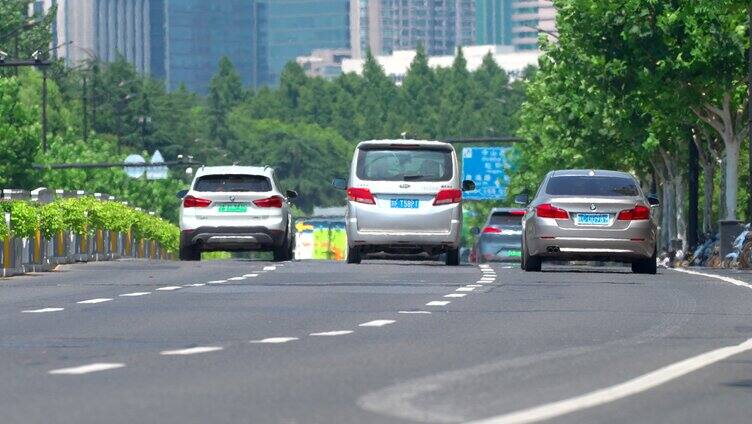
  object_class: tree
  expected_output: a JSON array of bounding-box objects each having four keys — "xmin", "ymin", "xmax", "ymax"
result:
[
  {"xmin": 0, "ymin": 77, "xmax": 39, "ymax": 187},
  {"xmin": 208, "ymin": 56, "xmax": 244, "ymax": 147},
  {"xmin": 400, "ymin": 44, "xmax": 438, "ymax": 138}
]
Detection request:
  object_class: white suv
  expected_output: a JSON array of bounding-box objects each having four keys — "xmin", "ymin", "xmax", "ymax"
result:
[{"xmin": 178, "ymin": 166, "xmax": 297, "ymax": 261}]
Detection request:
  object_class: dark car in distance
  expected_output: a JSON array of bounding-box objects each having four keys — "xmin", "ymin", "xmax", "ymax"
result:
[{"xmin": 471, "ymin": 208, "xmax": 525, "ymax": 263}]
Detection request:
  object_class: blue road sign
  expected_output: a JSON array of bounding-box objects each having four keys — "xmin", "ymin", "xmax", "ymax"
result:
[{"xmin": 461, "ymin": 147, "xmax": 510, "ymax": 200}]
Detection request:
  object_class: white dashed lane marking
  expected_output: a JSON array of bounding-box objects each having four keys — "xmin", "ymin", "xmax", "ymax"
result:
[
  {"xmin": 227, "ymin": 277, "xmax": 245, "ymax": 281},
  {"xmin": 207, "ymin": 280, "xmax": 227, "ymax": 284},
  {"xmin": 22, "ymin": 307, "xmax": 64, "ymax": 313},
  {"xmin": 250, "ymin": 337, "xmax": 298, "ymax": 344},
  {"xmin": 359, "ymin": 320, "xmax": 396, "ymax": 327},
  {"xmin": 156, "ymin": 286, "xmax": 181, "ymax": 291},
  {"xmin": 426, "ymin": 301, "xmax": 450, "ymax": 306},
  {"xmin": 49, "ymin": 363, "xmax": 125, "ymax": 375},
  {"xmin": 456, "ymin": 287, "xmax": 476, "ymax": 292},
  {"xmin": 444, "ymin": 293, "xmax": 466, "ymax": 298},
  {"xmin": 398, "ymin": 310, "xmax": 431, "ymax": 314},
  {"xmin": 467, "ymin": 284, "xmax": 483, "ymax": 287},
  {"xmin": 185, "ymin": 283, "xmax": 205, "ymax": 287},
  {"xmin": 309, "ymin": 331, "xmax": 354, "ymax": 336},
  {"xmin": 263, "ymin": 266, "xmax": 276, "ymax": 271},
  {"xmin": 119, "ymin": 292, "xmax": 151, "ymax": 297},
  {"xmin": 160, "ymin": 346, "xmax": 224, "ymax": 355},
  {"xmin": 243, "ymin": 274, "xmax": 259, "ymax": 278},
  {"xmin": 77, "ymin": 298, "xmax": 113, "ymax": 304}
]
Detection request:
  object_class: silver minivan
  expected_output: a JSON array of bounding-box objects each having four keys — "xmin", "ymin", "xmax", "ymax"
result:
[{"xmin": 333, "ymin": 139, "xmax": 475, "ymax": 265}]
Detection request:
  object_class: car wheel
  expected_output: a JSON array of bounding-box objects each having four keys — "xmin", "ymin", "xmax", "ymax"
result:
[
  {"xmin": 179, "ymin": 242, "xmax": 201, "ymax": 261},
  {"xmin": 273, "ymin": 232, "xmax": 292, "ymax": 262},
  {"xmin": 522, "ymin": 242, "xmax": 541, "ymax": 272},
  {"xmin": 632, "ymin": 248, "xmax": 657, "ymax": 274},
  {"xmin": 445, "ymin": 247, "xmax": 460, "ymax": 266},
  {"xmin": 347, "ymin": 246, "xmax": 361, "ymax": 264}
]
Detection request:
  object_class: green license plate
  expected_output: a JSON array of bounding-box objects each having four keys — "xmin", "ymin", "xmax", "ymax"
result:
[
  {"xmin": 218, "ymin": 204, "xmax": 247, "ymax": 213},
  {"xmin": 504, "ymin": 250, "xmax": 522, "ymax": 257}
]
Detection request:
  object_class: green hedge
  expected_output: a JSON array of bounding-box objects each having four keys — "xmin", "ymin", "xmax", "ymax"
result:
[{"xmin": 0, "ymin": 197, "xmax": 179, "ymax": 253}]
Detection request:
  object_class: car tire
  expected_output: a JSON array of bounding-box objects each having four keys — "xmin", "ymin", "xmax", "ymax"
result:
[
  {"xmin": 347, "ymin": 246, "xmax": 361, "ymax": 264},
  {"xmin": 632, "ymin": 248, "xmax": 657, "ymax": 274},
  {"xmin": 273, "ymin": 233, "xmax": 291, "ymax": 262},
  {"xmin": 179, "ymin": 242, "xmax": 201, "ymax": 261},
  {"xmin": 445, "ymin": 247, "xmax": 460, "ymax": 266},
  {"xmin": 522, "ymin": 242, "xmax": 541, "ymax": 272}
]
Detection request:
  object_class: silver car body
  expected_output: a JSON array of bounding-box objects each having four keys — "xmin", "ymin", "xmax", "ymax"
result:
[
  {"xmin": 179, "ymin": 166, "xmax": 293, "ymax": 252},
  {"xmin": 345, "ymin": 139, "xmax": 462, "ymax": 255},
  {"xmin": 522, "ymin": 170, "xmax": 657, "ymax": 262}
]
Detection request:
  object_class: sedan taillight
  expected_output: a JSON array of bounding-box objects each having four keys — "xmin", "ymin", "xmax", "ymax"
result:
[
  {"xmin": 433, "ymin": 189, "xmax": 462, "ymax": 206},
  {"xmin": 536, "ymin": 203, "xmax": 569, "ymax": 220},
  {"xmin": 253, "ymin": 195, "xmax": 284, "ymax": 208},
  {"xmin": 347, "ymin": 187, "xmax": 376, "ymax": 204},
  {"xmin": 617, "ymin": 204, "xmax": 650, "ymax": 221},
  {"xmin": 482, "ymin": 226, "xmax": 502, "ymax": 233},
  {"xmin": 183, "ymin": 195, "xmax": 212, "ymax": 208}
]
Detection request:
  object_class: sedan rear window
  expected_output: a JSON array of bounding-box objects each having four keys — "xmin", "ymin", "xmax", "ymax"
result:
[
  {"xmin": 356, "ymin": 148, "xmax": 453, "ymax": 182},
  {"xmin": 489, "ymin": 212, "xmax": 523, "ymax": 227},
  {"xmin": 194, "ymin": 174, "xmax": 272, "ymax": 192},
  {"xmin": 545, "ymin": 176, "xmax": 639, "ymax": 196}
]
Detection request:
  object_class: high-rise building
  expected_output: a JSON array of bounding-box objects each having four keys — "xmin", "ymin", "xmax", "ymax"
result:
[
  {"xmin": 260, "ymin": 0, "xmax": 350, "ymax": 85},
  {"xmin": 511, "ymin": 0, "xmax": 555, "ymax": 51},
  {"xmin": 351, "ymin": 0, "xmax": 476, "ymax": 58},
  {"xmin": 475, "ymin": 0, "xmax": 512, "ymax": 45}
]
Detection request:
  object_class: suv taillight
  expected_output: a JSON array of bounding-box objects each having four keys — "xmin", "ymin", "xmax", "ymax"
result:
[
  {"xmin": 617, "ymin": 204, "xmax": 650, "ymax": 221},
  {"xmin": 253, "ymin": 195, "xmax": 284, "ymax": 208},
  {"xmin": 536, "ymin": 203, "xmax": 569, "ymax": 219},
  {"xmin": 433, "ymin": 189, "xmax": 462, "ymax": 206},
  {"xmin": 183, "ymin": 195, "xmax": 212, "ymax": 208},
  {"xmin": 347, "ymin": 187, "xmax": 376, "ymax": 204}
]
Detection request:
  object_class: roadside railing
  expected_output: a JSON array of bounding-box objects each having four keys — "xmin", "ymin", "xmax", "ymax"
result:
[{"xmin": 0, "ymin": 188, "xmax": 174, "ymax": 278}]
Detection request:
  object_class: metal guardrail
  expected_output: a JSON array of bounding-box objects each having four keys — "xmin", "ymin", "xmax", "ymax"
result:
[{"xmin": 0, "ymin": 188, "xmax": 170, "ymax": 278}]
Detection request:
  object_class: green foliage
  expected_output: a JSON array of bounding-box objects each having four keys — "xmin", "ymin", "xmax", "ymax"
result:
[
  {"xmin": 0, "ymin": 77, "xmax": 40, "ymax": 188},
  {"xmin": 0, "ymin": 201, "xmax": 39, "ymax": 238},
  {"xmin": 38, "ymin": 202, "xmax": 65, "ymax": 239}
]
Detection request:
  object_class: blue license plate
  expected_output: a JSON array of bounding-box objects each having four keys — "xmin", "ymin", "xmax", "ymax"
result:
[
  {"xmin": 576, "ymin": 213, "xmax": 610, "ymax": 226},
  {"xmin": 391, "ymin": 199, "xmax": 420, "ymax": 209}
]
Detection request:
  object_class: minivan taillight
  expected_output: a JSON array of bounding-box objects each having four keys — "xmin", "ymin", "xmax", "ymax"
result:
[
  {"xmin": 433, "ymin": 189, "xmax": 462, "ymax": 205},
  {"xmin": 536, "ymin": 203, "xmax": 569, "ymax": 219},
  {"xmin": 183, "ymin": 195, "xmax": 212, "ymax": 208},
  {"xmin": 617, "ymin": 204, "xmax": 650, "ymax": 221},
  {"xmin": 347, "ymin": 187, "xmax": 376, "ymax": 204},
  {"xmin": 253, "ymin": 195, "xmax": 284, "ymax": 208}
]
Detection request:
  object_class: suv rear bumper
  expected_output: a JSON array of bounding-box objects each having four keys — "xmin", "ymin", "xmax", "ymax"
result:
[{"xmin": 182, "ymin": 226, "xmax": 285, "ymax": 251}]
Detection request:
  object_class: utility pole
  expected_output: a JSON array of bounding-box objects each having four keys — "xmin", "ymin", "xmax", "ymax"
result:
[
  {"xmin": 82, "ymin": 75, "xmax": 88, "ymax": 143},
  {"xmin": 41, "ymin": 67, "xmax": 47, "ymax": 152},
  {"xmin": 747, "ymin": 3, "xmax": 752, "ymax": 222}
]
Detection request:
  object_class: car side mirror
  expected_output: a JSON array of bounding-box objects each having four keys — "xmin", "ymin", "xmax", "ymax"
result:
[
  {"xmin": 514, "ymin": 194, "xmax": 529, "ymax": 205},
  {"xmin": 176, "ymin": 189, "xmax": 188, "ymax": 199},
  {"xmin": 647, "ymin": 194, "xmax": 660, "ymax": 207},
  {"xmin": 470, "ymin": 227, "xmax": 481, "ymax": 236},
  {"xmin": 332, "ymin": 178, "xmax": 347, "ymax": 190},
  {"xmin": 286, "ymin": 189, "xmax": 298, "ymax": 199},
  {"xmin": 461, "ymin": 180, "xmax": 476, "ymax": 192}
]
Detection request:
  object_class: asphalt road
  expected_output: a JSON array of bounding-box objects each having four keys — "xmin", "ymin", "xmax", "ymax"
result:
[{"xmin": 1, "ymin": 258, "xmax": 752, "ymax": 424}]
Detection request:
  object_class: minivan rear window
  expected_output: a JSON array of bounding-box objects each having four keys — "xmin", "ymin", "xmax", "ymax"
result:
[
  {"xmin": 356, "ymin": 148, "xmax": 453, "ymax": 182},
  {"xmin": 194, "ymin": 174, "xmax": 272, "ymax": 192},
  {"xmin": 545, "ymin": 176, "xmax": 639, "ymax": 196}
]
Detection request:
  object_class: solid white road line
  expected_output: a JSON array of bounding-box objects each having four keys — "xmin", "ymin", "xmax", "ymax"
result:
[
  {"xmin": 243, "ymin": 274, "xmax": 259, "ymax": 278},
  {"xmin": 398, "ymin": 310, "xmax": 432, "ymax": 314},
  {"xmin": 207, "ymin": 280, "xmax": 227, "ymax": 284},
  {"xmin": 250, "ymin": 337, "xmax": 298, "ymax": 344},
  {"xmin": 156, "ymin": 286, "xmax": 181, "ymax": 291},
  {"xmin": 227, "ymin": 277, "xmax": 245, "ymax": 281},
  {"xmin": 309, "ymin": 331, "xmax": 354, "ymax": 336},
  {"xmin": 263, "ymin": 266, "xmax": 276, "ymax": 271},
  {"xmin": 672, "ymin": 268, "xmax": 752, "ymax": 291},
  {"xmin": 184, "ymin": 283, "xmax": 205, "ymax": 287},
  {"xmin": 359, "ymin": 320, "xmax": 396, "ymax": 327},
  {"xmin": 49, "ymin": 363, "xmax": 125, "ymax": 375},
  {"xmin": 160, "ymin": 346, "xmax": 223, "ymax": 355},
  {"xmin": 456, "ymin": 287, "xmax": 476, "ymax": 292},
  {"xmin": 467, "ymin": 337, "xmax": 752, "ymax": 424},
  {"xmin": 22, "ymin": 307, "xmax": 64, "ymax": 313},
  {"xmin": 426, "ymin": 301, "xmax": 450, "ymax": 306},
  {"xmin": 119, "ymin": 292, "xmax": 150, "ymax": 297},
  {"xmin": 77, "ymin": 298, "xmax": 112, "ymax": 304},
  {"xmin": 444, "ymin": 293, "xmax": 467, "ymax": 298}
]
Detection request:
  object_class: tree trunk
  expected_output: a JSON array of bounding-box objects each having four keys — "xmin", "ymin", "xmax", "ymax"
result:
[
  {"xmin": 674, "ymin": 172, "xmax": 687, "ymax": 252},
  {"xmin": 701, "ymin": 162, "xmax": 715, "ymax": 234},
  {"xmin": 723, "ymin": 140, "xmax": 740, "ymax": 220}
]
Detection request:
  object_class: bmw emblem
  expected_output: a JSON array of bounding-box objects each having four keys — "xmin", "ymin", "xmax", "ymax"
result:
[
  {"xmin": 590, "ymin": 204, "xmax": 597, "ymax": 211},
  {"xmin": 230, "ymin": 195, "xmax": 236, "ymax": 202}
]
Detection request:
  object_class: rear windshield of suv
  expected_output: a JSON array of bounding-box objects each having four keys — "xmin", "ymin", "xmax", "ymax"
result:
[
  {"xmin": 356, "ymin": 148, "xmax": 453, "ymax": 181},
  {"xmin": 545, "ymin": 176, "xmax": 639, "ymax": 196},
  {"xmin": 194, "ymin": 174, "xmax": 272, "ymax": 192}
]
